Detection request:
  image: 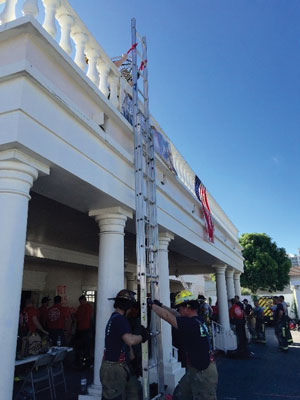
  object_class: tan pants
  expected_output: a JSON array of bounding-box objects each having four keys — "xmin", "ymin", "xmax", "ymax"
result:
[
  {"xmin": 100, "ymin": 360, "xmax": 142, "ymax": 400},
  {"xmin": 173, "ymin": 362, "xmax": 218, "ymax": 400}
]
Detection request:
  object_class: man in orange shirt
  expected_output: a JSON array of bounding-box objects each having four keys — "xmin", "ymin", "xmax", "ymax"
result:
[
  {"xmin": 74, "ymin": 295, "xmax": 93, "ymax": 367},
  {"xmin": 47, "ymin": 295, "xmax": 70, "ymax": 346},
  {"xmin": 24, "ymin": 298, "xmax": 48, "ymax": 335}
]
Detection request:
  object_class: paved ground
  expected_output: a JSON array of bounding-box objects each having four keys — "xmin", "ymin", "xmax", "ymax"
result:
[
  {"xmin": 216, "ymin": 327, "xmax": 300, "ymax": 400},
  {"xmin": 14, "ymin": 327, "xmax": 300, "ymax": 399}
]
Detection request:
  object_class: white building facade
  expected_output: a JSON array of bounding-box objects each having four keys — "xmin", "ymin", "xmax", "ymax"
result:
[
  {"xmin": 0, "ymin": 1, "xmax": 244, "ymax": 399},
  {"xmin": 288, "ymin": 250, "xmax": 300, "ymax": 267}
]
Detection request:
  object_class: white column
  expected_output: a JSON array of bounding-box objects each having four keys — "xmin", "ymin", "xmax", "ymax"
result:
[
  {"xmin": 97, "ymin": 60, "xmax": 110, "ymax": 98},
  {"xmin": 214, "ymin": 265, "xmax": 230, "ymax": 330},
  {"xmin": 108, "ymin": 72, "xmax": 120, "ymax": 109},
  {"xmin": 234, "ymin": 272, "xmax": 242, "ymax": 298},
  {"xmin": 86, "ymin": 47, "xmax": 100, "ymax": 86},
  {"xmin": 22, "ymin": 0, "xmax": 39, "ymax": 17},
  {"xmin": 0, "ymin": 0, "xmax": 18, "ymax": 24},
  {"xmin": 225, "ymin": 268, "xmax": 235, "ymax": 303},
  {"xmin": 42, "ymin": 0, "xmax": 61, "ymax": 38},
  {"xmin": 156, "ymin": 232, "xmax": 184, "ymax": 394},
  {"xmin": 126, "ymin": 272, "xmax": 136, "ymax": 292},
  {"xmin": 87, "ymin": 207, "xmax": 132, "ymax": 398},
  {"xmin": 57, "ymin": 13, "xmax": 75, "ymax": 55},
  {"xmin": 0, "ymin": 155, "xmax": 49, "ymax": 400}
]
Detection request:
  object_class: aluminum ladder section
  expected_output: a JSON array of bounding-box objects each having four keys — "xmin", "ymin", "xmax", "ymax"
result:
[{"xmin": 131, "ymin": 18, "xmax": 165, "ymax": 400}]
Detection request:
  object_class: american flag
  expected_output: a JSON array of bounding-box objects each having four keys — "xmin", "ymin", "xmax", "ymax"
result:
[{"xmin": 195, "ymin": 175, "xmax": 214, "ymax": 242}]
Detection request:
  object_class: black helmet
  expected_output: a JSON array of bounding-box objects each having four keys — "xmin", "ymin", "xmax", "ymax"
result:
[
  {"xmin": 116, "ymin": 289, "xmax": 136, "ymax": 302},
  {"xmin": 108, "ymin": 289, "xmax": 136, "ymax": 303}
]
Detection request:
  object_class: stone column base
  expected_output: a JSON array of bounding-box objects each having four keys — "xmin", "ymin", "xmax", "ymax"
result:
[{"xmin": 149, "ymin": 358, "xmax": 184, "ymax": 394}]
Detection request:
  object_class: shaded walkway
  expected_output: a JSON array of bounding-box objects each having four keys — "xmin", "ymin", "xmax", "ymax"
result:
[
  {"xmin": 14, "ymin": 328, "xmax": 300, "ymax": 399},
  {"xmin": 217, "ymin": 328, "xmax": 300, "ymax": 400}
]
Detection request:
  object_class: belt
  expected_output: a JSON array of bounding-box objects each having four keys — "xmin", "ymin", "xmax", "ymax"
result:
[{"xmin": 104, "ymin": 360, "xmax": 126, "ymax": 365}]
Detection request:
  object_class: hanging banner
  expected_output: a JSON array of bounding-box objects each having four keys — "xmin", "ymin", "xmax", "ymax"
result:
[
  {"xmin": 122, "ymin": 93, "xmax": 134, "ymax": 125},
  {"xmin": 121, "ymin": 93, "xmax": 177, "ymax": 175},
  {"xmin": 195, "ymin": 175, "xmax": 214, "ymax": 242},
  {"xmin": 152, "ymin": 127, "xmax": 177, "ymax": 175}
]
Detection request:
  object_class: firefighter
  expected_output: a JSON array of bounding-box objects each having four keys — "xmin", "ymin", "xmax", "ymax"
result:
[
  {"xmin": 242, "ymin": 299, "xmax": 256, "ymax": 339},
  {"xmin": 253, "ymin": 299, "xmax": 266, "ymax": 343},
  {"xmin": 273, "ymin": 296, "xmax": 288, "ymax": 352},
  {"xmin": 149, "ymin": 289, "xmax": 218, "ymax": 400},
  {"xmin": 229, "ymin": 298, "xmax": 248, "ymax": 355},
  {"xmin": 279, "ymin": 295, "xmax": 293, "ymax": 345},
  {"xmin": 100, "ymin": 289, "xmax": 149, "ymax": 400}
]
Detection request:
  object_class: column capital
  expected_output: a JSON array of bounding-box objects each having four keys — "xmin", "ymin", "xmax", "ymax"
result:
[
  {"xmin": 0, "ymin": 149, "xmax": 50, "ymax": 175},
  {"xmin": 0, "ymin": 150, "xmax": 49, "ymax": 199},
  {"xmin": 234, "ymin": 271, "xmax": 242, "ymax": 278},
  {"xmin": 213, "ymin": 264, "xmax": 227, "ymax": 274},
  {"xmin": 225, "ymin": 268, "xmax": 234, "ymax": 278},
  {"xmin": 89, "ymin": 206, "xmax": 133, "ymax": 234},
  {"xmin": 158, "ymin": 231, "xmax": 174, "ymax": 252},
  {"xmin": 159, "ymin": 231, "xmax": 174, "ymax": 242}
]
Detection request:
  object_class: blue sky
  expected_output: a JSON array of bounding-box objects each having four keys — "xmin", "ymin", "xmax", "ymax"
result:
[{"xmin": 69, "ymin": 0, "xmax": 300, "ymax": 254}]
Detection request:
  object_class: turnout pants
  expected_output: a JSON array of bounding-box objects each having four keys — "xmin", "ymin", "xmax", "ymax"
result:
[
  {"xmin": 173, "ymin": 362, "xmax": 218, "ymax": 400},
  {"xmin": 284, "ymin": 316, "xmax": 293, "ymax": 344},
  {"xmin": 100, "ymin": 360, "xmax": 142, "ymax": 400},
  {"xmin": 274, "ymin": 321, "xmax": 288, "ymax": 350},
  {"xmin": 235, "ymin": 320, "xmax": 248, "ymax": 353},
  {"xmin": 255, "ymin": 318, "xmax": 266, "ymax": 343}
]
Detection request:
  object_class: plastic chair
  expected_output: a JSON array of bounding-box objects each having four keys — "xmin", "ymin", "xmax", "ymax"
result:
[
  {"xmin": 15, "ymin": 354, "xmax": 54, "ymax": 400},
  {"xmin": 50, "ymin": 350, "xmax": 68, "ymax": 399}
]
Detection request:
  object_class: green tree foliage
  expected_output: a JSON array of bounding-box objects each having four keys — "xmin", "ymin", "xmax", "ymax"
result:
[{"xmin": 239, "ymin": 233, "xmax": 291, "ymax": 293}]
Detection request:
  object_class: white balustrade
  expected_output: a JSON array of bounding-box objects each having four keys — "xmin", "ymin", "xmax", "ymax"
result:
[
  {"xmin": 71, "ymin": 30, "xmax": 88, "ymax": 71},
  {"xmin": 108, "ymin": 72, "xmax": 120, "ymax": 109},
  {"xmin": 0, "ymin": 0, "xmax": 17, "ymax": 24},
  {"xmin": 86, "ymin": 46, "xmax": 100, "ymax": 86},
  {"xmin": 22, "ymin": 0, "xmax": 39, "ymax": 17},
  {"xmin": 42, "ymin": 0, "xmax": 61, "ymax": 38},
  {"xmin": 57, "ymin": 12, "xmax": 74, "ymax": 55},
  {"xmin": 97, "ymin": 60, "xmax": 110, "ymax": 98}
]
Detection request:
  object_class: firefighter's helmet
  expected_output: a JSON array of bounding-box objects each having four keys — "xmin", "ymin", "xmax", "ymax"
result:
[
  {"xmin": 174, "ymin": 290, "xmax": 196, "ymax": 307},
  {"xmin": 108, "ymin": 289, "xmax": 136, "ymax": 303},
  {"xmin": 115, "ymin": 289, "xmax": 136, "ymax": 303}
]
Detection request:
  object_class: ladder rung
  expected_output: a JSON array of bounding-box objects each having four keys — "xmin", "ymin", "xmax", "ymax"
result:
[
  {"xmin": 151, "ymin": 395, "xmax": 164, "ymax": 400},
  {"xmin": 150, "ymin": 330, "xmax": 160, "ymax": 337},
  {"xmin": 148, "ymin": 360, "xmax": 163, "ymax": 370},
  {"xmin": 136, "ymin": 31, "xmax": 143, "ymax": 43},
  {"xmin": 138, "ymin": 89, "xmax": 146, "ymax": 99},
  {"xmin": 146, "ymin": 273, "xmax": 159, "ymax": 279},
  {"xmin": 136, "ymin": 48, "xmax": 143, "ymax": 59}
]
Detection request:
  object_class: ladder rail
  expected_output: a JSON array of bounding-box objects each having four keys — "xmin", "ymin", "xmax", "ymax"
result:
[{"xmin": 131, "ymin": 17, "xmax": 165, "ymax": 400}]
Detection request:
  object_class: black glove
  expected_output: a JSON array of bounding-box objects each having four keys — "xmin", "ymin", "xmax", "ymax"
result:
[
  {"xmin": 147, "ymin": 298, "xmax": 153, "ymax": 308},
  {"xmin": 140, "ymin": 325, "xmax": 149, "ymax": 343},
  {"xmin": 153, "ymin": 299, "xmax": 162, "ymax": 307}
]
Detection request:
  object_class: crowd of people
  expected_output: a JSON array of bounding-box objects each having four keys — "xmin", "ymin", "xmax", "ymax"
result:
[
  {"xmin": 227, "ymin": 294, "xmax": 293, "ymax": 356},
  {"xmin": 18, "ymin": 289, "xmax": 294, "ymax": 399},
  {"xmin": 18, "ymin": 294, "xmax": 94, "ymax": 367}
]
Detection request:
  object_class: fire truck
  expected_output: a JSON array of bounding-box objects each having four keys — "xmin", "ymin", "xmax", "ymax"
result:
[{"xmin": 258, "ymin": 296, "xmax": 274, "ymax": 325}]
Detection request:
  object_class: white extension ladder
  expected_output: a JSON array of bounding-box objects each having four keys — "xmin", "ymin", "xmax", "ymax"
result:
[{"xmin": 131, "ymin": 18, "xmax": 165, "ymax": 400}]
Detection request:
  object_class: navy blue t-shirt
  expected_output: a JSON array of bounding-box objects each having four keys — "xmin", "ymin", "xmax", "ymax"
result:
[
  {"xmin": 274, "ymin": 303, "xmax": 284, "ymax": 323},
  {"xmin": 176, "ymin": 316, "xmax": 210, "ymax": 371},
  {"xmin": 104, "ymin": 312, "xmax": 131, "ymax": 362}
]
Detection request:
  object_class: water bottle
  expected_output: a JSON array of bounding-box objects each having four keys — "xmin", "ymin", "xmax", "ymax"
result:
[
  {"xmin": 80, "ymin": 377, "xmax": 87, "ymax": 394},
  {"xmin": 57, "ymin": 336, "xmax": 61, "ymax": 347}
]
